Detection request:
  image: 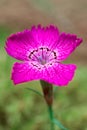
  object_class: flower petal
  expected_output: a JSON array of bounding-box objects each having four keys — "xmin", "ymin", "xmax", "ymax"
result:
[
  {"xmin": 11, "ymin": 62, "xmax": 42, "ymax": 85},
  {"xmin": 42, "ymin": 63, "xmax": 76, "ymax": 86},
  {"xmin": 11, "ymin": 61, "xmax": 76, "ymax": 86},
  {"xmin": 5, "ymin": 30, "xmax": 35, "ymax": 61},
  {"xmin": 31, "ymin": 25, "xmax": 59, "ymax": 49},
  {"xmin": 56, "ymin": 33, "xmax": 82, "ymax": 61}
]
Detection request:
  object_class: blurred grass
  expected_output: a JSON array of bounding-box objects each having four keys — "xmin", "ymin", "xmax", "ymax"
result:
[{"xmin": 0, "ymin": 27, "xmax": 87, "ymax": 130}]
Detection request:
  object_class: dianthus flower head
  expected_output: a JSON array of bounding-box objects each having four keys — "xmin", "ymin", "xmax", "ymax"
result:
[{"xmin": 5, "ymin": 25, "xmax": 82, "ymax": 86}]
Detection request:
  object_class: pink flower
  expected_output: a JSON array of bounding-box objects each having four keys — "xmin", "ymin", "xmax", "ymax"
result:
[{"xmin": 5, "ymin": 25, "xmax": 82, "ymax": 86}]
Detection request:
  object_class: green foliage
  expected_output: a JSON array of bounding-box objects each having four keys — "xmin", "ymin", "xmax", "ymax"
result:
[{"xmin": 0, "ymin": 28, "xmax": 87, "ymax": 130}]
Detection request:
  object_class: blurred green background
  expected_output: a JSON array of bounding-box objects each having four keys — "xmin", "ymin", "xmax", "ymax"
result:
[{"xmin": 0, "ymin": 0, "xmax": 87, "ymax": 130}]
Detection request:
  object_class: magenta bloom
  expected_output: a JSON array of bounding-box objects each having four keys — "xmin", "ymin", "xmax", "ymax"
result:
[{"xmin": 5, "ymin": 25, "xmax": 82, "ymax": 86}]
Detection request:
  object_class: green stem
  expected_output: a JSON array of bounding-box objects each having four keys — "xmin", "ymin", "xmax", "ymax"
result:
[
  {"xmin": 40, "ymin": 80, "xmax": 54, "ymax": 130},
  {"xmin": 40, "ymin": 80, "xmax": 68, "ymax": 130},
  {"xmin": 48, "ymin": 105, "xmax": 55, "ymax": 130}
]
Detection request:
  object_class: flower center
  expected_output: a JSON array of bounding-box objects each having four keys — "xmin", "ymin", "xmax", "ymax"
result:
[{"xmin": 29, "ymin": 47, "xmax": 57, "ymax": 65}]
